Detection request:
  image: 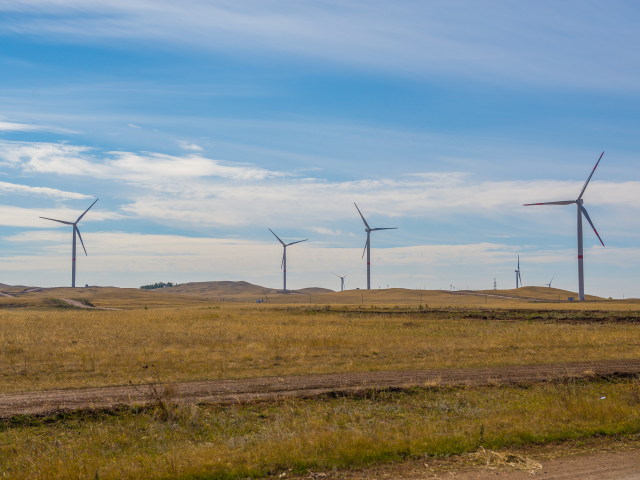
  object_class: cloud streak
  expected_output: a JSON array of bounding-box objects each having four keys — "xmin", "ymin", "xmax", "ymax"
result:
[
  {"xmin": 0, "ymin": 121, "xmax": 78, "ymax": 134},
  {"xmin": 0, "ymin": 181, "xmax": 91, "ymax": 199},
  {"xmin": 0, "ymin": 1, "xmax": 638, "ymax": 89},
  {"xmin": 0, "ymin": 141, "xmax": 285, "ymax": 181}
]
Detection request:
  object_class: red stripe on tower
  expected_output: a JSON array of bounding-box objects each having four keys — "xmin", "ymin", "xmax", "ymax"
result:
[{"xmin": 578, "ymin": 255, "xmax": 583, "ymax": 259}]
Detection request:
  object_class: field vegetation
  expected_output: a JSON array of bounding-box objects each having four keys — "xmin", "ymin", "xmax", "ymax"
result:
[
  {"xmin": 1, "ymin": 377, "xmax": 639, "ymax": 479},
  {"xmin": 1, "ymin": 303, "xmax": 640, "ymax": 393},
  {"xmin": 1, "ymin": 286, "xmax": 640, "ymax": 478}
]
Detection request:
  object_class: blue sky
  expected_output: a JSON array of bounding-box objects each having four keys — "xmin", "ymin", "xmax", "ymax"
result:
[{"xmin": 1, "ymin": 1, "xmax": 639, "ymax": 296}]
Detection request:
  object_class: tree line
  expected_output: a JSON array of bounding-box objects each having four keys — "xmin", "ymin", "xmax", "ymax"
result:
[{"xmin": 139, "ymin": 282, "xmax": 179, "ymax": 290}]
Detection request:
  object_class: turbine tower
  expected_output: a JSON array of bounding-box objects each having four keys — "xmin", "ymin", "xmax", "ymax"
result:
[
  {"xmin": 515, "ymin": 256, "xmax": 522, "ymax": 288},
  {"xmin": 524, "ymin": 152, "xmax": 605, "ymax": 301},
  {"xmin": 354, "ymin": 203, "xmax": 397, "ymax": 290},
  {"xmin": 40, "ymin": 199, "xmax": 98, "ymax": 288},
  {"xmin": 332, "ymin": 273, "xmax": 348, "ymax": 291},
  {"xmin": 269, "ymin": 229, "xmax": 308, "ymax": 293}
]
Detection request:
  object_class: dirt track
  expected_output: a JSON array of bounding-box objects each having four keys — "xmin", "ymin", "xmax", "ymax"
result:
[
  {"xmin": 2, "ymin": 360, "xmax": 640, "ymax": 418},
  {"xmin": 447, "ymin": 448, "xmax": 640, "ymax": 479},
  {"xmin": 59, "ymin": 298, "xmax": 121, "ymax": 310}
]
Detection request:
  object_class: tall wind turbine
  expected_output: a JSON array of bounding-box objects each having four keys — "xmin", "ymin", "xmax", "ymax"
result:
[
  {"xmin": 524, "ymin": 152, "xmax": 605, "ymax": 301},
  {"xmin": 269, "ymin": 229, "xmax": 308, "ymax": 293},
  {"xmin": 354, "ymin": 203, "xmax": 397, "ymax": 290},
  {"xmin": 515, "ymin": 256, "xmax": 522, "ymax": 288},
  {"xmin": 332, "ymin": 273, "xmax": 348, "ymax": 291},
  {"xmin": 40, "ymin": 199, "xmax": 98, "ymax": 288}
]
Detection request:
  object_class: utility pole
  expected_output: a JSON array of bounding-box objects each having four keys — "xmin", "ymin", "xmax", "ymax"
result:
[{"xmin": 494, "ymin": 278, "xmax": 497, "ymax": 290}]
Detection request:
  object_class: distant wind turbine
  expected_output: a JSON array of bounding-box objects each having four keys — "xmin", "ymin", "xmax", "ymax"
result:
[
  {"xmin": 269, "ymin": 229, "xmax": 308, "ymax": 293},
  {"xmin": 354, "ymin": 203, "xmax": 397, "ymax": 290},
  {"xmin": 544, "ymin": 274, "xmax": 556, "ymax": 288},
  {"xmin": 515, "ymin": 256, "xmax": 522, "ymax": 288},
  {"xmin": 524, "ymin": 152, "xmax": 605, "ymax": 301},
  {"xmin": 40, "ymin": 199, "xmax": 98, "ymax": 288},
  {"xmin": 332, "ymin": 273, "xmax": 348, "ymax": 291}
]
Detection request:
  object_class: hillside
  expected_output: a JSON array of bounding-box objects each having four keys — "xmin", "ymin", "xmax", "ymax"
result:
[
  {"xmin": 477, "ymin": 286, "xmax": 604, "ymax": 301},
  {"xmin": 151, "ymin": 281, "xmax": 333, "ymax": 297}
]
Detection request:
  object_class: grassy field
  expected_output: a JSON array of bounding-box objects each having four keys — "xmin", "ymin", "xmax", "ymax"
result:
[
  {"xmin": 1, "ymin": 377, "xmax": 639, "ymax": 479},
  {"xmin": 1, "ymin": 287, "xmax": 640, "ymax": 479},
  {"xmin": 1, "ymin": 302, "xmax": 640, "ymax": 393}
]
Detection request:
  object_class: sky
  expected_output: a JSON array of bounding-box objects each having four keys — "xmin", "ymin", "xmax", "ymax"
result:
[{"xmin": 1, "ymin": 1, "xmax": 639, "ymax": 297}]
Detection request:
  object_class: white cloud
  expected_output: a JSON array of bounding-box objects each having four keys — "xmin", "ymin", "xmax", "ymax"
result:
[
  {"xmin": 177, "ymin": 141, "xmax": 203, "ymax": 151},
  {"xmin": 128, "ymin": 123, "xmax": 141, "ymax": 129},
  {"xmin": 0, "ymin": 181, "xmax": 90, "ymax": 199},
  {"xmin": 0, "ymin": 121, "xmax": 78, "ymax": 134},
  {"xmin": 1, "ymin": 140, "xmax": 636, "ymax": 232},
  {"xmin": 3, "ymin": 231, "xmax": 638, "ymax": 296},
  {"xmin": 0, "ymin": 205, "xmax": 122, "ymax": 227},
  {"xmin": 0, "ymin": 141, "xmax": 284, "ymax": 181},
  {"xmin": 310, "ymin": 227, "xmax": 343, "ymax": 236},
  {"xmin": 0, "ymin": 1, "xmax": 637, "ymax": 89}
]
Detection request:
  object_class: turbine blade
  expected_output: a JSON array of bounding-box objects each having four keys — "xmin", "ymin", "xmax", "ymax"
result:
[
  {"xmin": 550, "ymin": 273, "xmax": 556, "ymax": 285},
  {"xmin": 75, "ymin": 226, "xmax": 88, "ymax": 256},
  {"xmin": 579, "ymin": 204, "xmax": 605, "ymax": 246},
  {"xmin": 518, "ymin": 271, "xmax": 523, "ymax": 286},
  {"xmin": 76, "ymin": 198, "xmax": 99, "ymax": 223},
  {"xmin": 370, "ymin": 227, "xmax": 398, "ymax": 231},
  {"xmin": 361, "ymin": 240, "xmax": 367, "ymax": 259},
  {"xmin": 281, "ymin": 250, "xmax": 285, "ymax": 269},
  {"xmin": 523, "ymin": 201, "xmax": 575, "ymax": 206},
  {"xmin": 40, "ymin": 217, "xmax": 73, "ymax": 225},
  {"xmin": 269, "ymin": 228, "xmax": 285, "ymax": 245},
  {"xmin": 285, "ymin": 239, "xmax": 308, "ymax": 246},
  {"xmin": 578, "ymin": 152, "xmax": 604, "ymax": 200},
  {"xmin": 354, "ymin": 203, "xmax": 370, "ymax": 229}
]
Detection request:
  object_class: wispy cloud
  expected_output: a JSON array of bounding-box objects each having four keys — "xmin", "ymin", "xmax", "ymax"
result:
[
  {"xmin": 1, "ymin": 140, "xmax": 637, "ymax": 231},
  {"xmin": 177, "ymin": 141, "xmax": 203, "ymax": 151},
  {"xmin": 0, "ymin": 181, "xmax": 90, "ymax": 199},
  {"xmin": 0, "ymin": 141, "xmax": 285, "ymax": 181},
  {"xmin": 0, "ymin": 1, "xmax": 637, "ymax": 89},
  {"xmin": 128, "ymin": 123, "xmax": 141, "ymax": 129},
  {"xmin": 0, "ymin": 121, "xmax": 78, "ymax": 134},
  {"xmin": 0, "ymin": 205, "xmax": 122, "ymax": 227}
]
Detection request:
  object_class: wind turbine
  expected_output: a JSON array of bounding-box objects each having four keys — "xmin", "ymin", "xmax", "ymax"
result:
[
  {"xmin": 332, "ymin": 273, "xmax": 348, "ymax": 291},
  {"xmin": 40, "ymin": 199, "xmax": 98, "ymax": 288},
  {"xmin": 524, "ymin": 152, "xmax": 605, "ymax": 301},
  {"xmin": 515, "ymin": 256, "xmax": 522, "ymax": 288},
  {"xmin": 354, "ymin": 203, "xmax": 397, "ymax": 290},
  {"xmin": 544, "ymin": 274, "xmax": 556, "ymax": 288},
  {"xmin": 269, "ymin": 229, "xmax": 308, "ymax": 293}
]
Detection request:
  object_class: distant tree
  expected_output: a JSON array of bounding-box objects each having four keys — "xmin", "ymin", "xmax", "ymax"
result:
[{"xmin": 139, "ymin": 282, "xmax": 179, "ymax": 290}]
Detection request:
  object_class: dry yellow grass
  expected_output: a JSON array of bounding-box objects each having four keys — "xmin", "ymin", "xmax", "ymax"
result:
[
  {"xmin": 1, "ymin": 304, "xmax": 639, "ymax": 393},
  {"xmin": 1, "ymin": 379, "xmax": 639, "ymax": 479}
]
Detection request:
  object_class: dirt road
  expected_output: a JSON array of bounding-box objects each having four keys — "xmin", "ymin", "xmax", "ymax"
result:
[
  {"xmin": 2, "ymin": 360, "xmax": 639, "ymax": 418},
  {"xmin": 447, "ymin": 448, "xmax": 640, "ymax": 479},
  {"xmin": 59, "ymin": 298, "xmax": 121, "ymax": 310}
]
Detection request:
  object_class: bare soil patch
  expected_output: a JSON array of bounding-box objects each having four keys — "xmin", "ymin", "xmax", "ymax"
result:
[
  {"xmin": 58, "ymin": 298, "xmax": 121, "ymax": 310},
  {"xmin": 448, "ymin": 449, "xmax": 640, "ymax": 479},
  {"xmin": 2, "ymin": 359, "xmax": 639, "ymax": 418}
]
